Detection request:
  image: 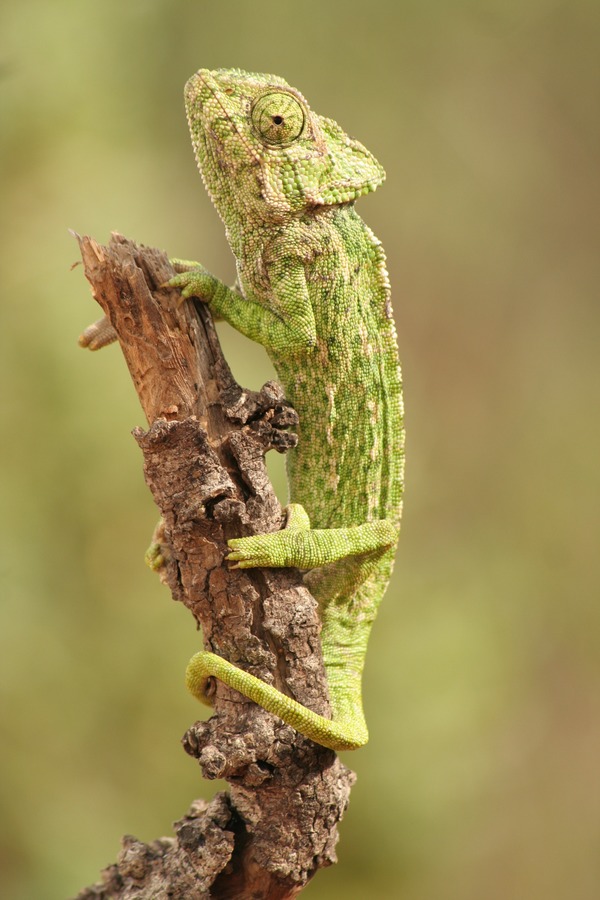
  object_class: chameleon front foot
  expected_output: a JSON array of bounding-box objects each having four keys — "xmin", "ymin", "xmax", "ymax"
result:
[
  {"xmin": 167, "ymin": 265, "xmax": 220, "ymax": 303},
  {"xmin": 144, "ymin": 542, "xmax": 169, "ymax": 571},
  {"xmin": 144, "ymin": 518, "xmax": 170, "ymax": 571}
]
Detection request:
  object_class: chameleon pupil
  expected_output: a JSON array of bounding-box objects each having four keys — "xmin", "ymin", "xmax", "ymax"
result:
[{"xmin": 251, "ymin": 92, "xmax": 305, "ymax": 144}]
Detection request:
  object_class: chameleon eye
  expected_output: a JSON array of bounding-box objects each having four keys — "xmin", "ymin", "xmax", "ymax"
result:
[{"xmin": 251, "ymin": 91, "xmax": 305, "ymax": 146}]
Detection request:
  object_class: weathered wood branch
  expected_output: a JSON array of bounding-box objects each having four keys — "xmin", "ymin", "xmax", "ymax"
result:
[{"xmin": 73, "ymin": 233, "xmax": 355, "ymax": 900}]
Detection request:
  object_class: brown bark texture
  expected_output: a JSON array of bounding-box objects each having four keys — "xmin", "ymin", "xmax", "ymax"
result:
[{"xmin": 73, "ymin": 233, "xmax": 355, "ymax": 900}]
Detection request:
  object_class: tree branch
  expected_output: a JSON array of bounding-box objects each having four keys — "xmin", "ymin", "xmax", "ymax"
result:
[{"xmin": 73, "ymin": 233, "xmax": 355, "ymax": 900}]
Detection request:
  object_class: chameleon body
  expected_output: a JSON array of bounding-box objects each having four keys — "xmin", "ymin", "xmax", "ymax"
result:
[{"xmin": 173, "ymin": 69, "xmax": 404, "ymax": 751}]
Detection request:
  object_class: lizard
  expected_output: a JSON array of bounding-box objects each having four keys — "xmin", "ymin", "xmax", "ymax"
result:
[{"xmin": 170, "ymin": 68, "xmax": 404, "ymax": 752}]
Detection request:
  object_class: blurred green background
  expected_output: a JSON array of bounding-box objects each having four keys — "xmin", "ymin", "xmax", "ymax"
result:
[{"xmin": 1, "ymin": 1, "xmax": 598, "ymax": 897}]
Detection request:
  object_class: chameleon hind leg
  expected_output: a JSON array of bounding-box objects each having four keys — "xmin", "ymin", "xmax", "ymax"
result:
[
  {"xmin": 226, "ymin": 503, "xmax": 397, "ymax": 569},
  {"xmin": 185, "ymin": 504, "xmax": 397, "ymax": 750}
]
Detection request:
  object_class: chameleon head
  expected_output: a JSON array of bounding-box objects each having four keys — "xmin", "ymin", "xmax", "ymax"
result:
[{"xmin": 185, "ymin": 68, "xmax": 385, "ymax": 223}]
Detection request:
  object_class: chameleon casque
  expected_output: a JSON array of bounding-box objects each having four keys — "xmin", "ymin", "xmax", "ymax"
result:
[{"xmin": 172, "ymin": 68, "xmax": 404, "ymax": 751}]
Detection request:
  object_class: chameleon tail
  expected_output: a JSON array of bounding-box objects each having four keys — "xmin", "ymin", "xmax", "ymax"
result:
[{"xmin": 186, "ymin": 650, "xmax": 368, "ymax": 751}]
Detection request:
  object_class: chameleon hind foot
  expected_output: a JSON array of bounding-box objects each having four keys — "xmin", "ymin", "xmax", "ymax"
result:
[{"xmin": 227, "ymin": 503, "xmax": 397, "ymax": 570}]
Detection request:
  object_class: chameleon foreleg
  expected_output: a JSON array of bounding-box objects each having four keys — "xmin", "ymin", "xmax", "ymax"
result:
[{"xmin": 169, "ymin": 261, "xmax": 316, "ymax": 356}]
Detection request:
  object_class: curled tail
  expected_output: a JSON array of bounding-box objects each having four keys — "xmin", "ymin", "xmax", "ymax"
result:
[{"xmin": 186, "ymin": 651, "xmax": 368, "ymax": 751}]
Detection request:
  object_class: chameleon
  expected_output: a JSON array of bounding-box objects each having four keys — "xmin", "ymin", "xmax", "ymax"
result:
[{"xmin": 170, "ymin": 68, "xmax": 404, "ymax": 751}]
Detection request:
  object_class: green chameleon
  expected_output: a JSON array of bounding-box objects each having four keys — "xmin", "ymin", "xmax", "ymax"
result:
[{"xmin": 171, "ymin": 68, "xmax": 404, "ymax": 751}]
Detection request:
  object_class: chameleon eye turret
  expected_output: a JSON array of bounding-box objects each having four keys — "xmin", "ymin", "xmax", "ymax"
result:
[{"xmin": 251, "ymin": 91, "xmax": 306, "ymax": 145}]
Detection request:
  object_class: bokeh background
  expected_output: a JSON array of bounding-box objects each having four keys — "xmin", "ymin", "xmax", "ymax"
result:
[{"xmin": 1, "ymin": 1, "xmax": 598, "ymax": 897}]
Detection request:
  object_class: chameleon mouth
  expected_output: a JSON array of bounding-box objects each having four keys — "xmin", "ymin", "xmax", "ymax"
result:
[
  {"xmin": 184, "ymin": 68, "xmax": 217, "ymax": 123},
  {"xmin": 184, "ymin": 68, "xmax": 215, "ymax": 110}
]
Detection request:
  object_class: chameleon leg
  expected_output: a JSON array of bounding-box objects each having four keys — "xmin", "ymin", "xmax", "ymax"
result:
[{"xmin": 227, "ymin": 504, "xmax": 398, "ymax": 569}]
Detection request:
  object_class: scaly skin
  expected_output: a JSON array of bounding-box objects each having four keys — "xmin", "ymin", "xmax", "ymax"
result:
[{"xmin": 174, "ymin": 69, "xmax": 404, "ymax": 751}]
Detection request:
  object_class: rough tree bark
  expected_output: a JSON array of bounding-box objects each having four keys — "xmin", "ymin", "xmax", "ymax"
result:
[{"xmin": 73, "ymin": 233, "xmax": 355, "ymax": 900}]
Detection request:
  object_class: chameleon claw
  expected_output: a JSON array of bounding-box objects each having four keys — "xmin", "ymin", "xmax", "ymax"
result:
[
  {"xmin": 145, "ymin": 540, "xmax": 167, "ymax": 571},
  {"xmin": 145, "ymin": 519, "xmax": 171, "ymax": 571},
  {"xmin": 165, "ymin": 267, "xmax": 218, "ymax": 305},
  {"xmin": 226, "ymin": 534, "xmax": 285, "ymax": 568},
  {"xmin": 226, "ymin": 546, "xmax": 270, "ymax": 568},
  {"xmin": 78, "ymin": 315, "xmax": 118, "ymax": 351},
  {"xmin": 165, "ymin": 272, "xmax": 196, "ymax": 297}
]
